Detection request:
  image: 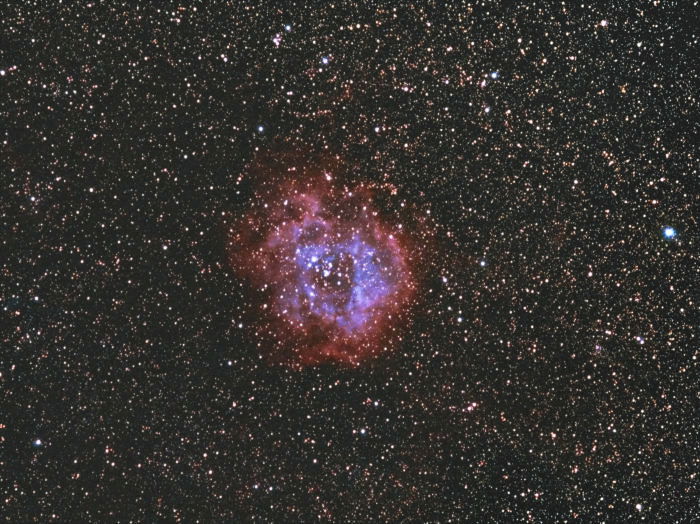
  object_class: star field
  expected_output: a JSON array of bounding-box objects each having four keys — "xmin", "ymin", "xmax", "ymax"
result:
[{"xmin": 1, "ymin": 2, "xmax": 698, "ymax": 522}]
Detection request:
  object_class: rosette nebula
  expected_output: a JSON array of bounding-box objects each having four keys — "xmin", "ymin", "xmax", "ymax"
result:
[{"xmin": 228, "ymin": 153, "xmax": 420, "ymax": 367}]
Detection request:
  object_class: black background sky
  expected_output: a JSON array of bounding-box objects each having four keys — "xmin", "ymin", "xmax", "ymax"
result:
[{"xmin": 2, "ymin": 1, "xmax": 698, "ymax": 522}]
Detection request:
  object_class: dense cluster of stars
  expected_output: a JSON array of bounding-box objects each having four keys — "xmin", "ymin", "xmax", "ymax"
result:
[{"xmin": 2, "ymin": 2, "xmax": 697, "ymax": 522}]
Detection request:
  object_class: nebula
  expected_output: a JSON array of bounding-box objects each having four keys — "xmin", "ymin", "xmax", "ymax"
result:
[{"xmin": 227, "ymin": 152, "xmax": 424, "ymax": 367}]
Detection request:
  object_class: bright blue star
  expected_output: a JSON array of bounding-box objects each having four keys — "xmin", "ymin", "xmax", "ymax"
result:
[{"xmin": 663, "ymin": 226, "xmax": 676, "ymax": 239}]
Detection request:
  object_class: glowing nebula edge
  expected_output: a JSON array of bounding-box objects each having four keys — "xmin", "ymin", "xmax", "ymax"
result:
[{"xmin": 227, "ymin": 152, "xmax": 430, "ymax": 368}]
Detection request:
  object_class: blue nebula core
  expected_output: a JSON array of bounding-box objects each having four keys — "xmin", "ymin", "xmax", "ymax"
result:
[
  {"xmin": 662, "ymin": 226, "xmax": 676, "ymax": 239},
  {"xmin": 280, "ymin": 218, "xmax": 402, "ymax": 335}
]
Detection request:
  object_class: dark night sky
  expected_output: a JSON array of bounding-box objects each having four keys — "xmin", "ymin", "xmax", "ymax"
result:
[{"xmin": 2, "ymin": 2, "xmax": 698, "ymax": 522}]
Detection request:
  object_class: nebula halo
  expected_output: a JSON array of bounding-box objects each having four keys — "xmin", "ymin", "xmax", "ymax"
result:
[{"xmin": 228, "ymin": 151, "xmax": 426, "ymax": 368}]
